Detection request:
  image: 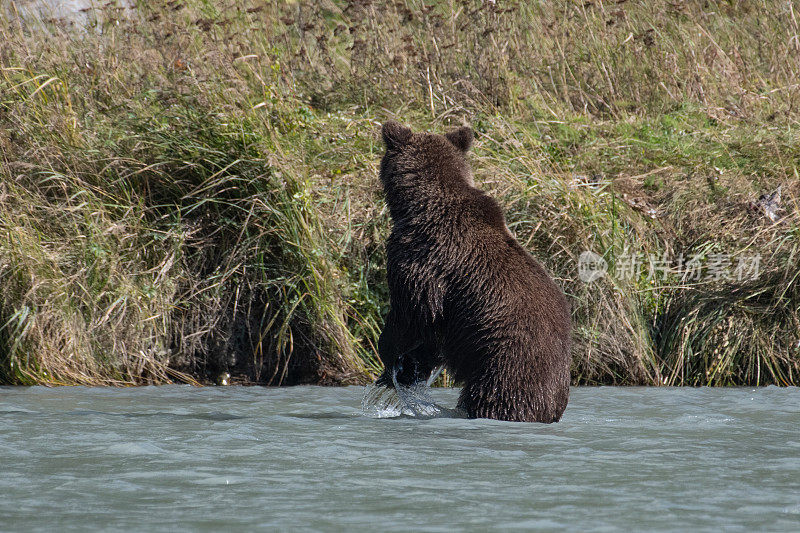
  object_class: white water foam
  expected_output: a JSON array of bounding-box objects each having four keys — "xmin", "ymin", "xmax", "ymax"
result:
[{"xmin": 361, "ymin": 366, "xmax": 463, "ymax": 418}]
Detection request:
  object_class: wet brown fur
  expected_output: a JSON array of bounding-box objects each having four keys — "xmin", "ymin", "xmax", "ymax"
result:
[{"xmin": 376, "ymin": 121, "xmax": 572, "ymax": 423}]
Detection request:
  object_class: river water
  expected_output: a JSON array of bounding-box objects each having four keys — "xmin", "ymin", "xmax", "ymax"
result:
[
  {"xmin": 5, "ymin": 0, "xmax": 134, "ymax": 27},
  {"xmin": 1, "ymin": 386, "xmax": 798, "ymax": 531}
]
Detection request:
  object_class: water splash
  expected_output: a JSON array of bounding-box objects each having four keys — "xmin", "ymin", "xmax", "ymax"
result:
[{"xmin": 361, "ymin": 366, "xmax": 463, "ymax": 419}]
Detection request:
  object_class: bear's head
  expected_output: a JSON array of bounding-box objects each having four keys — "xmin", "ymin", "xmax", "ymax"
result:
[{"xmin": 379, "ymin": 121, "xmax": 475, "ymax": 198}]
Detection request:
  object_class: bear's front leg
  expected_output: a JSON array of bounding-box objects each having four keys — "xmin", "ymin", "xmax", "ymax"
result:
[{"xmin": 376, "ymin": 310, "xmax": 439, "ymax": 387}]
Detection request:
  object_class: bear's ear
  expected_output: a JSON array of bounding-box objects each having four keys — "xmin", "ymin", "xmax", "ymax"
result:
[
  {"xmin": 445, "ymin": 126, "xmax": 474, "ymax": 152},
  {"xmin": 381, "ymin": 121, "xmax": 412, "ymax": 150}
]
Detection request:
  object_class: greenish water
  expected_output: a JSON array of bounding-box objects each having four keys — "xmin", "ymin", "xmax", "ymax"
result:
[{"xmin": 1, "ymin": 386, "xmax": 798, "ymax": 531}]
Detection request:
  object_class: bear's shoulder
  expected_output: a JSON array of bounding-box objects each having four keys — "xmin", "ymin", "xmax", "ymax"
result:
[{"xmin": 462, "ymin": 188, "xmax": 508, "ymax": 231}]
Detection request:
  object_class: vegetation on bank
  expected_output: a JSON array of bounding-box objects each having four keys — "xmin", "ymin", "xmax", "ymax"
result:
[{"xmin": 0, "ymin": 0, "xmax": 798, "ymax": 386}]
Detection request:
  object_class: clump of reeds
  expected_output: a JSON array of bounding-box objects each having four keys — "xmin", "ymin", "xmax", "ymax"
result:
[{"xmin": 0, "ymin": 1, "xmax": 379, "ymax": 385}]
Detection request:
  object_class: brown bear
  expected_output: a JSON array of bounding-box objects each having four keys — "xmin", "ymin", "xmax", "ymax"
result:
[{"xmin": 375, "ymin": 121, "xmax": 572, "ymax": 423}]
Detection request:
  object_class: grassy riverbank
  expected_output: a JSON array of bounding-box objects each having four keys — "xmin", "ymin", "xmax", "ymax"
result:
[{"xmin": 1, "ymin": 0, "xmax": 798, "ymax": 386}]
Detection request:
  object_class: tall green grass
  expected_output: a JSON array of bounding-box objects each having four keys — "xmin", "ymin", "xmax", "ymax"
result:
[{"xmin": 0, "ymin": 0, "xmax": 798, "ymax": 385}]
